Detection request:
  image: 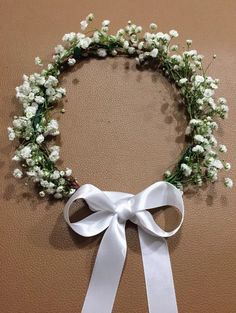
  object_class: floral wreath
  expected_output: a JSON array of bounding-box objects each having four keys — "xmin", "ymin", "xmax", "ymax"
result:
[{"xmin": 8, "ymin": 13, "xmax": 233, "ymax": 199}]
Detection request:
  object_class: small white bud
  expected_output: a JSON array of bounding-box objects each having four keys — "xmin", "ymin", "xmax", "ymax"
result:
[
  {"xmin": 68, "ymin": 58, "xmax": 76, "ymax": 66},
  {"xmin": 39, "ymin": 191, "xmax": 46, "ymax": 197},
  {"xmin": 224, "ymin": 177, "xmax": 233, "ymax": 188},
  {"xmin": 13, "ymin": 168, "xmax": 23, "ymax": 179},
  {"xmin": 80, "ymin": 20, "xmax": 88, "ymax": 31},
  {"xmin": 35, "ymin": 56, "xmax": 43, "ymax": 66},
  {"xmin": 36, "ymin": 134, "xmax": 44, "ymax": 144},
  {"xmin": 149, "ymin": 23, "xmax": 157, "ymax": 31},
  {"xmin": 86, "ymin": 13, "xmax": 94, "ymax": 22}
]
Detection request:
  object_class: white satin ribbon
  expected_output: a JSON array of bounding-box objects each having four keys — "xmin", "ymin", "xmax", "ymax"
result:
[{"xmin": 63, "ymin": 181, "xmax": 184, "ymax": 313}]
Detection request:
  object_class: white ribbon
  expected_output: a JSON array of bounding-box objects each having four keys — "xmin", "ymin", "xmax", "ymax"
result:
[{"xmin": 63, "ymin": 181, "xmax": 184, "ymax": 313}]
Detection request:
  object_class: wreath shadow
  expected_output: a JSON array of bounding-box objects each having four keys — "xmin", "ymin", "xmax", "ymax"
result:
[
  {"xmin": 47, "ymin": 199, "xmax": 182, "ymax": 276},
  {"xmin": 49, "ymin": 198, "xmax": 182, "ymax": 251}
]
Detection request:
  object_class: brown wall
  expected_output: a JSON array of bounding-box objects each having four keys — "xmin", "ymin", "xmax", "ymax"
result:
[{"xmin": 0, "ymin": 1, "xmax": 236, "ymax": 312}]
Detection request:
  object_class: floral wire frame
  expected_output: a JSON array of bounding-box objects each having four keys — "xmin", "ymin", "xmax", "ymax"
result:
[{"xmin": 8, "ymin": 13, "xmax": 233, "ymax": 199}]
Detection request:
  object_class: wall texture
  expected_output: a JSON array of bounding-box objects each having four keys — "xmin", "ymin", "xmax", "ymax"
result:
[{"xmin": 0, "ymin": 1, "xmax": 235, "ymax": 312}]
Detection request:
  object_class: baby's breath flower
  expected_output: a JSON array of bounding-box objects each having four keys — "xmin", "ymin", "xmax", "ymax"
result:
[
  {"xmin": 62, "ymin": 32, "xmax": 75, "ymax": 42},
  {"xmin": 194, "ymin": 75, "xmax": 204, "ymax": 84},
  {"xmin": 194, "ymin": 134, "xmax": 205, "ymax": 143},
  {"xmin": 138, "ymin": 41, "xmax": 144, "ymax": 50},
  {"xmin": 80, "ymin": 20, "xmax": 88, "ymax": 31},
  {"xmin": 20, "ymin": 146, "xmax": 32, "ymax": 159},
  {"xmin": 192, "ymin": 145, "xmax": 204, "ymax": 153},
  {"xmin": 80, "ymin": 37, "xmax": 92, "ymax": 49},
  {"xmin": 13, "ymin": 168, "xmax": 23, "ymax": 179},
  {"xmin": 209, "ymin": 136, "xmax": 217, "ymax": 147},
  {"xmin": 170, "ymin": 45, "xmax": 178, "ymax": 51},
  {"xmin": 65, "ymin": 168, "xmax": 72, "ymax": 176},
  {"xmin": 209, "ymin": 159, "xmax": 223, "ymax": 169},
  {"xmin": 180, "ymin": 163, "xmax": 192, "ymax": 177},
  {"xmin": 25, "ymin": 104, "xmax": 38, "ymax": 118},
  {"xmin": 179, "ymin": 78, "xmax": 188, "ymax": 85},
  {"xmin": 51, "ymin": 170, "xmax": 60, "ymax": 180},
  {"xmin": 45, "ymin": 119, "xmax": 59, "ymax": 136},
  {"xmin": 149, "ymin": 23, "xmax": 157, "ymax": 31},
  {"xmin": 207, "ymin": 167, "xmax": 218, "ymax": 182},
  {"xmin": 86, "ymin": 13, "xmax": 94, "ymax": 22},
  {"xmin": 54, "ymin": 44, "xmax": 65, "ymax": 54},
  {"xmin": 219, "ymin": 144, "xmax": 227, "ymax": 153},
  {"xmin": 224, "ymin": 178, "xmax": 233, "ymax": 188},
  {"xmin": 54, "ymin": 192, "xmax": 63, "ymax": 199},
  {"xmin": 218, "ymin": 97, "xmax": 227, "ymax": 104},
  {"xmin": 35, "ymin": 96, "xmax": 45, "ymax": 104},
  {"xmin": 102, "ymin": 20, "xmax": 110, "ymax": 27},
  {"xmin": 111, "ymin": 49, "xmax": 118, "ymax": 56},
  {"xmin": 204, "ymin": 89, "xmax": 214, "ymax": 98},
  {"xmin": 69, "ymin": 189, "xmax": 76, "ymax": 196},
  {"xmin": 39, "ymin": 191, "xmax": 46, "ymax": 197},
  {"xmin": 56, "ymin": 186, "xmax": 64, "ymax": 193},
  {"xmin": 185, "ymin": 126, "xmax": 191, "ymax": 135},
  {"xmin": 224, "ymin": 162, "xmax": 231, "ymax": 171},
  {"xmin": 97, "ymin": 48, "xmax": 107, "ymax": 57},
  {"xmin": 12, "ymin": 155, "xmax": 21, "ymax": 161},
  {"xmin": 68, "ymin": 58, "xmax": 76, "ymax": 66},
  {"xmin": 164, "ymin": 170, "xmax": 171, "ymax": 178},
  {"xmin": 7, "ymin": 127, "xmax": 16, "ymax": 141},
  {"xmin": 49, "ymin": 150, "xmax": 60, "ymax": 162},
  {"xmin": 128, "ymin": 47, "xmax": 135, "ymax": 54},
  {"xmin": 48, "ymin": 146, "xmax": 60, "ymax": 162},
  {"xmin": 123, "ymin": 41, "xmax": 129, "ymax": 49},
  {"xmin": 135, "ymin": 26, "xmax": 142, "ymax": 33},
  {"xmin": 35, "ymin": 56, "xmax": 43, "ymax": 66},
  {"xmin": 50, "ymin": 145, "xmax": 60, "ymax": 152},
  {"xmin": 45, "ymin": 75, "xmax": 58, "ymax": 88},
  {"xmin": 150, "ymin": 48, "xmax": 158, "ymax": 58},
  {"xmin": 169, "ymin": 30, "xmax": 179, "ymax": 38},
  {"xmin": 36, "ymin": 134, "xmax": 44, "ymax": 144},
  {"xmin": 186, "ymin": 39, "xmax": 192, "ymax": 46}
]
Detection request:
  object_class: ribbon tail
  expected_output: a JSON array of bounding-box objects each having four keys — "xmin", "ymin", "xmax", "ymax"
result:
[
  {"xmin": 81, "ymin": 216, "xmax": 127, "ymax": 313},
  {"xmin": 138, "ymin": 227, "xmax": 178, "ymax": 313}
]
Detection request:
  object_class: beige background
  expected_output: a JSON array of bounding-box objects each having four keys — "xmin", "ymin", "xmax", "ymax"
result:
[{"xmin": 0, "ymin": 1, "xmax": 236, "ymax": 312}]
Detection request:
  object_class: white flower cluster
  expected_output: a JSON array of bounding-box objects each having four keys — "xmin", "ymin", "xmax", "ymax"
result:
[
  {"xmin": 180, "ymin": 111, "xmax": 232, "ymax": 187},
  {"xmin": 12, "ymin": 143, "xmax": 76, "ymax": 198},
  {"xmin": 9, "ymin": 14, "xmax": 233, "ymax": 199},
  {"xmin": 9, "ymin": 55, "xmax": 76, "ymax": 198}
]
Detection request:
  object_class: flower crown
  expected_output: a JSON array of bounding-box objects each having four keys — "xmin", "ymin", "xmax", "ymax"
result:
[{"xmin": 8, "ymin": 13, "xmax": 233, "ymax": 199}]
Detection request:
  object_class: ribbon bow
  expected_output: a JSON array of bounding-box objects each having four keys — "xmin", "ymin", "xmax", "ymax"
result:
[{"xmin": 64, "ymin": 181, "xmax": 184, "ymax": 313}]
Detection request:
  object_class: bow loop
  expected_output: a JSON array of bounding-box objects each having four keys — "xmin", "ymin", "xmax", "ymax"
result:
[
  {"xmin": 132, "ymin": 181, "xmax": 184, "ymax": 213},
  {"xmin": 76, "ymin": 184, "xmax": 117, "ymax": 213},
  {"xmin": 63, "ymin": 184, "xmax": 116, "ymax": 237}
]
